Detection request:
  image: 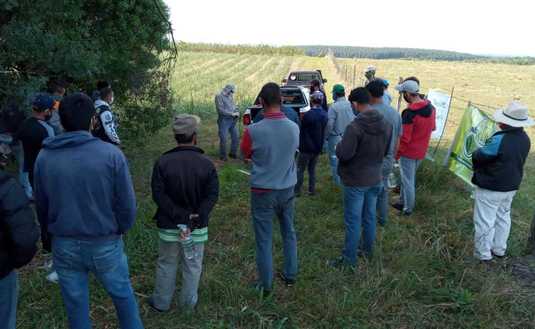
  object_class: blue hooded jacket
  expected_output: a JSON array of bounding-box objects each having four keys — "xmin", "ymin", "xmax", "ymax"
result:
[{"xmin": 34, "ymin": 131, "xmax": 136, "ymax": 241}]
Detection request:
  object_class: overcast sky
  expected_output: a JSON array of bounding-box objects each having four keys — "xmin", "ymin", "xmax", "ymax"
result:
[{"xmin": 166, "ymin": 0, "xmax": 534, "ymax": 57}]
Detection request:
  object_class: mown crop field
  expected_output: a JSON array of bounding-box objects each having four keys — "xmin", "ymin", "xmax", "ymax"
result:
[{"xmin": 17, "ymin": 51, "xmax": 535, "ymax": 328}]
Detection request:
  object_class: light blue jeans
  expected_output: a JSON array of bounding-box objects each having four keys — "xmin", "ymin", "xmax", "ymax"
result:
[
  {"xmin": 342, "ymin": 183, "xmax": 382, "ymax": 266},
  {"xmin": 0, "ymin": 271, "xmax": 17, "ymax": 329},
  {"xmin": 217, "ymin": 116, "xmax": 239, "ymax": 159},
  {"xmin": 53, "ymin": 238, "xmax": 144, "ymax": 329},
  {"xmin": 399, "ymin": 157, "xmax": 422, "ymax": 213},
  {"xmin": 327, "ymin": 135, "xmax": 342, "ymax": 186},
  {"xmin": 251, "ymin": 188, "xmax": 297, "ymax": 290}
]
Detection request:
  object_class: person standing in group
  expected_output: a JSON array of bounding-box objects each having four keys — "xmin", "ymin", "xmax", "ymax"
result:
[
  {"xmin": 363, "ymin": 65, "xmax": 376, "ymax": 86},
  {"xmin": 329, "ymin": 87, "xmax": 391, "ymax": 269},
  {"xmin": 93, "ymin": 86, "xmax": 121, "ymax": 145},
  {"xmin": 381, "ymin": 79, "xmax": 393, "ymax": 106},
  {"xmin": 241, "ymin": 83, "xmax": 299, "ymax": 295},
  {"xmin": 0, "ymin": 155, "xmax": 39, "ymax": 329},
  {"xmin": 393, "ymin": 79, "xmax": 435, "ymax": 216},
  {"xmin": 149, "ymin": 114, "xmax": 219, "ymax": 312},
  {"xmin": 366, "ymin": 80, "xmax": 402, "ymax": 226},
  {"xmin": 471, "ymin": 101, "xmax": 533, "ymax": 262},
  {"xmin": 325, "ymin": 84, "xmax": 355, "ymax": 186},
  {"xmin": 15, "ymin": 94, "xmax": 55, "ymax": 193},
  {"xmin": 310, "ymin": 79, "xmax": 328, "ymax": 111},
  {"xmin": 215, "ymin": 84, "xmax": 240, "ymax": 161},
  {"xmin": 48, "ymin": 79, "xmax": 66, "ymax": 135},
  {"xmin": 295, "ymin": 91, "xmax": 328, "ymax": 197},
  {"xmin": 34, "ymin": 93, "xmax": 144, "ymax": 329}
]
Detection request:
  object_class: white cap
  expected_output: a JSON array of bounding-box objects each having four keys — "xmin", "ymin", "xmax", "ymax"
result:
[
  {"xmin": 395, "ymin": 80, "xmax": 420, "ymax": 94},
  {"xmin": 364, "ymin": 65, "xmax": 376, "ymax": 73}
]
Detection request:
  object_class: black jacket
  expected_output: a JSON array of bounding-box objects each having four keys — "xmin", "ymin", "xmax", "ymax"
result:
[
  {"xmin": 152, "ymin": 146, "xmax": 219, "ymax": 230},
  {"xmin": 472, "ymin": 127, "xmax": 531, "ymax": 192},
  {"xmin": 0, "ymin": 171, "xmax": 39, "ymax": 279},
  {"xmin": 336, "ymin": 110, "xmax": 392, "ymax": 187}
]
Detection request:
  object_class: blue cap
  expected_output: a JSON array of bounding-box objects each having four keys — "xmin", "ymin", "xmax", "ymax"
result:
[{"xmin": 32, "ymin": 93, "xmax": 54, "ymax": 111}]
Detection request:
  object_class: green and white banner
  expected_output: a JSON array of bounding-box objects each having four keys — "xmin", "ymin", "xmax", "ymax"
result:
[{"xmin": 447, "ymin": 106, "xmax": 497, "ymax": 185}]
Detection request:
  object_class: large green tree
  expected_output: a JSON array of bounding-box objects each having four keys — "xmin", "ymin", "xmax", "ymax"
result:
[{"xmin": 0, "ymin": 0, "xmax": 176, "ymax": 137}]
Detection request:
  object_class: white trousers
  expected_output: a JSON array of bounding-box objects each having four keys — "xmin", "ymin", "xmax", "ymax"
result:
[{"xmin": 473, "ymin": 187, "xmax": 517, "ymax": 260}]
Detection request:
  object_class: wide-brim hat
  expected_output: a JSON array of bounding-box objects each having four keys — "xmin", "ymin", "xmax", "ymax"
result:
[{"xmin": 493, "ymin": 101, "xmax": 535, "ymax": 128}]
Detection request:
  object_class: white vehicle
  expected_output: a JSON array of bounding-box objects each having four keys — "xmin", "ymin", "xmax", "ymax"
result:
[{"xmin": 242, "ymin": 86, "xmax": 310, "ymax": 126}]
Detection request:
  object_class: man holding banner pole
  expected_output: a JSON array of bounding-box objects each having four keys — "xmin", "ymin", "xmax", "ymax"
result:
[
  {"xmin": 471, "ymin": 101, "xmax": 533, "ymax": 262},
  {"xmin": 393, "ymin": 79, "xmax": 436, "ymax": 216}
]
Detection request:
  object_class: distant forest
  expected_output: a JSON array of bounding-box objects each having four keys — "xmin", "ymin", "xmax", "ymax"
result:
[{"xmin": 298, "ymin": 45, "xmax": 535, "ymax": 65}]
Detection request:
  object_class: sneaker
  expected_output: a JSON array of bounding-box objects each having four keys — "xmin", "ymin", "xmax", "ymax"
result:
[
  {"xmin": 307, "ymin": 191, "xmax": 316, "ymax": 197},
  {"xmin": 277, "ymin": 273, "xmax": 296, "ymax": 287},
  {"xmin": 228, "ymin": 153, "xmax": 237, "ymax": 159},
  {"xmin": 391, "ymin": 203, "xmax": 404, "ymax": 211},
  {"xmin": 327, "ymin": 257, "xmax": 356, "ymax": 272},
  {"xmin": 147, "ymin": 298, "xmax": 167, "ymax": 313},
  {"xmin": 491, "ymin": 251, "xmax": 507, "ymax": 259},
  {"xmin": 46, "ymin": 271, "xmax": 59, "ymax": 284},
  {"xmin": 401, "ymin": 210, "xmax": 412, "ymax": 217},
  {"xmin": 250, "ymin": 282, "xmax": 272, "ymax": 298}
]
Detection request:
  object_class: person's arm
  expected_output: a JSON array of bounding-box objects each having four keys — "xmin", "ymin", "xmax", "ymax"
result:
[
  {"xmin": 472, "ymin": 134, "xmax": 502, "ymax": 169},
  {"xmin": 215, "ymin": 94, "xmax": 234, "ymax": 117},
  {"xmin": 240, "ymin": 128, "xmax": 253, "ymax": 159},
  {"xmin": 114, "ymin": 153, "xmax": 136, "ymax": 233},
  {"xmin": 33, "ymin": 155, "xmax": 51, "ymax": 251},
  {"xmin": 195, "ymin": 167, "xmax": 219, "ymax": 229},
  {"xmin": 336, "ymin": 124, "xmax": 359, "ymax": 162},
  {"xmin": 396, "ymin": 110, "xmax": 414, "ymax": 160},
  {"xmin": 326, "ymin": 106, "xmax": 336, "ymax": 136},
  {"xmin": 151, "ymin": 160, "xmax": 192, "ymax": 225},
  {"xmin": 100, "ymin": 110, "xmax": 121, "ymax": 145},
  {"xmin": 1, "ymin": 177, "xmax": 39, "ymax": 269}
]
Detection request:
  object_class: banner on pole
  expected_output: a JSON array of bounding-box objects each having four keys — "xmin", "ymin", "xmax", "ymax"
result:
[
  {"xmin": 428, "ymin": 89, "xmax": 452, "ymax": 141},
  {"xmin": 447, "ymin": 106, "xmax": 497, "ymax": 185}
]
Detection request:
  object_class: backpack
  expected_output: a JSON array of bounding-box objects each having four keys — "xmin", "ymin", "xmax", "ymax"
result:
[{"xmin": 92, "ymin": 104, "xmax": 111, "ymax": 139}]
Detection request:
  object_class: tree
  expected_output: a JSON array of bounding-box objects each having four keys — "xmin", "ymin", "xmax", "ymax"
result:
[{"xmin": 0, "ymin": 0, "xmax": 176, "ymax": 137}]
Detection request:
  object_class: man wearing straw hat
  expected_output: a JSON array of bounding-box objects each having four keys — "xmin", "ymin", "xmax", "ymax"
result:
[{"xmin": 472, "ymin": 101, "xmax": 534, "ymax": 262}]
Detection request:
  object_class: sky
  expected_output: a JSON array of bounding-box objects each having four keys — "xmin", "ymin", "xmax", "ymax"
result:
[{"xmin": 166, "ymin": 0, "xmax": 535, "ymax": 57}]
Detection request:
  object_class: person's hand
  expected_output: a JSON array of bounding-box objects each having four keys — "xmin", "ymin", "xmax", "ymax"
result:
[{"xmin": 180, "ymin": 227, "xmax": 191, "ymax": 240}]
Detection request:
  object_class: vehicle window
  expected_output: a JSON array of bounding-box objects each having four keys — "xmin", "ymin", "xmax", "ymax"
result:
[
  {"xmin": 296, "ymin": 72, "xmax": 320, "ymax": 82},
  {"xmin": 281, "ymin": 89, "xmax": 305, "ymax": 106}
]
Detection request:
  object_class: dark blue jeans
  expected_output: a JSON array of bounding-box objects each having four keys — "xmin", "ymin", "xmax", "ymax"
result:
[
  {"xmin": 53, "ymin": 238, "xmax": 144, "ymax": 329},
  {"xmin": 295, "ymin": 152, "xmax": 319, "ymax": 194},
  {"xmin": 251, "ymin": 187, "xmax": 298, "ymax": 290},
  {"xmin": 0, "ymin": 271, "xmax": 17, "ymax": 329},
  {"xmin": 342, "ymin": 183, "xmax": 382, "ymax": 266}
]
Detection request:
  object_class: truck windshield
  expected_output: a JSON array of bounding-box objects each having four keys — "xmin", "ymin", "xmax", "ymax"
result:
[
  {"xmin": 289, "ymin": 72, "xmax": 321, "ymax": 82},
  {"xmin": 281, "ymin": 89, "xmax": 306, "ymax": 106}
]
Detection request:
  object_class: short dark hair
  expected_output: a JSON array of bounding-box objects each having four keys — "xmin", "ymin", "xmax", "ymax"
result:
[
  {"xmin": 348, "ymin": 87, "xmax": 371, "ymax": 105},
  {"xmin": 47, "ymin": 79, "xmax": 66, "ymax": 94},
  {"xmin": 311, "ymin": 79, "xmax": 321, "ymax": 88},
  {"xmin": 100, "ymin": 86, "xmax": 113, "ymax": 100},
  {"xmin": 259, "ymin": 83, "xmax": 281, "ymax": 108},
  {"xmin": 97, "ymin": 80, "xmax": 110, "ymax": 90},
  {"xmin": 334, "ymin": 91, "xmax": 345, "ymax": 98},
  {"xmin": 311, "ymin": 97, "xmax": 322, "ymax": 106},
  {"xmin": 174, "ymin": 133, "xmax": 195, "ymax": 144},
  {"xmin": 366, "ymin": 80, "xmax": 385, "ymax": 98},
  {"xmin": 59, "ymin": 93, "xmax": 96, "ymax": 132}
]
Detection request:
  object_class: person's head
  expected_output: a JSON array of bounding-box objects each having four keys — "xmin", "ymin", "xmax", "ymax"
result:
[
  {"xmin": 32, "ymin": 93, "xmax": 54, "ymax": 120},
  {"xmin": 311, "ymin": 79, "xmax": 321, "ymax": 92},
  {"xmin": 348, "ymin": 87, "xmax": 371, "ymax": 113},
  {"xmin": 395, "ymin": 79, "xmax": 422, "ymax": 104},
  {"xmin": 332, "ymin": 84, "xmax": 345, "ymax": 101},
  {"xmin": 172, "ymin": 114, "xmax": 201, "ymax": 145},
  {"xmin": 365, "ymin": 65, "xmax": 376, "ymax": 81},
  {"xmin": 100, "ymin": 87, "xmax": 114, "ymax": 104},
  {"xmin": 258, "ymin": 82, "xmax": 281, "ymax": 112},
  {"xmin": 223, "ymin": 84, "xmax": 236, "ymax": 96},
  {"xmin": 59, "ymin": 93, "xmax": 96, "ymax": 132},
  {"xmin": 97, "ymin": 80, "xmax": 110, "ymax": 90},
  {"xmin": 310, "ymin": 91, "xmax": 324, "ymax": 107},
  {"xmin": 48, "ymin": 80, "xmax": 66, "ymax": 97},
  {"xmin": 366, "ymin": 80, "xmax": 385, "ymax": 103}
]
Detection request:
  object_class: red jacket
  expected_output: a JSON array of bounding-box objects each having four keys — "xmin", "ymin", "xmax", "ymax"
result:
[{"xmin": 396, "ymin": 100, "xmax": 436, "ymax": 160}]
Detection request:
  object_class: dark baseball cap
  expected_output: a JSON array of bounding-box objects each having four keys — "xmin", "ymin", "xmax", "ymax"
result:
[{"xmin": 32, "ymin": 93, "xmax": 54, "ymax": 112}]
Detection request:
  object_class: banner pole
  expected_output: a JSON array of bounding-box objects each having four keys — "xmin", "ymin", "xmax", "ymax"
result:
[{"xmin": 432, "ymin": 86, "xmax": 455, "ymax": 159}]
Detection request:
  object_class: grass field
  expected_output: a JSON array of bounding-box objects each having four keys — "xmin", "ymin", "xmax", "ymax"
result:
[{"xmin": 16, "ymin": 51, "xmax": 535, "ymax": 328}]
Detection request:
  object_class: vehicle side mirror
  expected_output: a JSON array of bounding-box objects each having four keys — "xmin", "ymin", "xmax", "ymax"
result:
[{"xmin": 323, "ymin": 79, "xmax": 328, "ymax": 83}]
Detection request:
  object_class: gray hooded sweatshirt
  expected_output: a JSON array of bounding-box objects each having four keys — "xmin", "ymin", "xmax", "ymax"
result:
[{"xmin": 215, "ymin": 85, "xmax": 237, "ymax": 117}]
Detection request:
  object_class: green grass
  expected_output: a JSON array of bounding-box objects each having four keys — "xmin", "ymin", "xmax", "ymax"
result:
[{"xmin": 16, "ymin": 52, "xmax": 535, "ymax": 328}]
